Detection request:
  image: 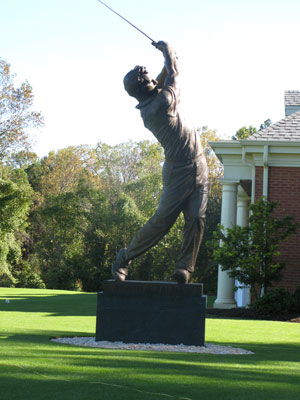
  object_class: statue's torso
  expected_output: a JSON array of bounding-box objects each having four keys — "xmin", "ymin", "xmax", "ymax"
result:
[{"xmin": 137, "ymin": 87, "xmax": 202, "ymax": 163}]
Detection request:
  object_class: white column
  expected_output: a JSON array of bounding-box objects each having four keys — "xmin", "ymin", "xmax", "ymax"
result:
[
  {"xmin": 214, "ymin": 180, "xmax": 238, "ymax": 309},
  {"xmin": 235, "ymin": 187, "xmax": 251, "ymax": 307}
]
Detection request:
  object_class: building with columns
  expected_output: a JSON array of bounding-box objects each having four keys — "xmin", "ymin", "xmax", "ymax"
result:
[{"xmin": 210, "ymin": 91, "xmax": 300, "ymax": 309}]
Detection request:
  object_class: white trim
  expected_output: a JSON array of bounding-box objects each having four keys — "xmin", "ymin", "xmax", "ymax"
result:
[
  {"xmin": 209, "ymin": 140, "xmax": 300, "ymax": 170},
  {"xmin": 242, "ymin": 146, "xmax": 256, "ymax": 203},
  {"xmin": 263, "ymin": 145, "xmax": 269, "ymax": 197},
  {"xmin": 240, "ymin": 140, "xmax": 300, "ymax": 146},
  {"xmin": 219, "ymin": 178, "xmax": 240, "ymax": 185}
]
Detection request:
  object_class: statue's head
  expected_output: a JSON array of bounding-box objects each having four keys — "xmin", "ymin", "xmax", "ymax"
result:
[{"xmin": 123, "ymin": 66, "xmax": 157, "ymax": 100}]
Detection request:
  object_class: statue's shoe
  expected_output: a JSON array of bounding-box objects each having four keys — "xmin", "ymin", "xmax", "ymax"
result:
[
  {"xmin": 111, "ymin": 249, "xmax": 131, "ymax": 281},
  {"xmin": 173, "ymin": 269, "xmax": 190, "ymax": 284}
]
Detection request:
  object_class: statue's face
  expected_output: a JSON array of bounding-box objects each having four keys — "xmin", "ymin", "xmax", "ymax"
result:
[
  {"xmin": 124, "ymin": 66, "xmax": 157, "ymax": 99},
  {"xmin": 138, "ymin": 67, "xmax": 157, "ymax": 92}
]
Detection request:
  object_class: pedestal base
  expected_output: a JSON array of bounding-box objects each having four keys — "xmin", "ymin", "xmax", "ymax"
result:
[{"xmin": 96, "ymin": 280, "xmax": 206, "ymax": 346}]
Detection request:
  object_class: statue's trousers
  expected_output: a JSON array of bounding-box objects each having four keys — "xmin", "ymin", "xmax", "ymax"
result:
[{"xmin": 127, "ymin": 156, "xmax": 208, "ymax": 272}]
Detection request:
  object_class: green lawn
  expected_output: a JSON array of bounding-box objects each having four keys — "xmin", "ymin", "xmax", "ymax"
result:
[{"xmin": 0, "ymin": 287, "xmax": 299, "ymax": 400}]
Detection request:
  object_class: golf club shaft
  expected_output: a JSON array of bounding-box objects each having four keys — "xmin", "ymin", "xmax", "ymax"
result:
[{"xmin": 96, "ymin": 0, "xmax": 156, "ymax": 43}]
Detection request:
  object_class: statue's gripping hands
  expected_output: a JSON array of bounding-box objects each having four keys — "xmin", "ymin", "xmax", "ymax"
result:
[{"xmin": 112, "ymin": 41, "xmax": 209, "ymax": 284}]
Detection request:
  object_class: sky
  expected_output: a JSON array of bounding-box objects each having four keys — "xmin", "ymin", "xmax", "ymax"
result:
[{"xmin": 1, "ymin": 0, "xmax": 300, "ymax": 157}]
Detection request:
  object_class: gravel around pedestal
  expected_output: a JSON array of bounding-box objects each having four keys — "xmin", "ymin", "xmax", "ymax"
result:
[{"xmin": 51, "ymin": 337, "xmax": 254, "ymax": 355}]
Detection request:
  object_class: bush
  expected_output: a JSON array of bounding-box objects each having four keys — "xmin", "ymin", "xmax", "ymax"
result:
[
  {"xmin": 253, "ymin": 288, "xmax": 295, "ymax": 316},
  {"xmin": 208, "ymin": 197, "xmax": 299, "ymax": 300},
  {"xmin": 293, "ymin": 286, "xmax": 300, "ymax": 313},
  {"xmin": 14, "ymin": 262, "xmax": 45, "ymax": 289},
  {"xmin": 0, "ymin": 272, "xmax": 16, "ymax": 287},
  {"xmin": 18, "ymin": 271, "xmax": 45, "ymax": 289}
]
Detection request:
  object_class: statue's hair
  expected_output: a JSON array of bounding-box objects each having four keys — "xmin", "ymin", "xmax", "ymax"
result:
[{"xmin": 123, "ymin": 66, "xmax": 143, "ymax": 98}]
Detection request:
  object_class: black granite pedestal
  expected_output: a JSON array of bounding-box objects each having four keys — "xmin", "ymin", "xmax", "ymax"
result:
[{"xmin": 96, "ymin": 280, "xmax": 206, "ymax": 346}]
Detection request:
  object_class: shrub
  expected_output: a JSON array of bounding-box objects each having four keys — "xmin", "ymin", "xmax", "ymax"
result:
[
  {"xmin": 253, "ymin": 288, "xmax": 295, "ymax": 316},
  {"xmin": 14, "ymin": 261, "xmax": 45, "ymax": 289},
  {"xmin": 0, "ymin": 272, "xmax": 16, "ymax": 287},
  {"xmin": 208, "ymin": 197, "xmax": 299, "ymax": 300},
  {"xmin": 293, "ymin": 286, "xmax": 300, "ymax": 313}
]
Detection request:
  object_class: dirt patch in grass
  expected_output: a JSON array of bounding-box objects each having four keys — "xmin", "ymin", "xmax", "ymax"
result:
[{"xmin": 289, "ymin": 316, "xmax": 300, "ymax": 323}]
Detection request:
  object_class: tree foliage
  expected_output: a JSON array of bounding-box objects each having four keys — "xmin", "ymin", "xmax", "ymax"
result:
[
  {"xmin": 234, "ymin": 125, "xmax": 257, "ymax": 140},
  {"xmin": 0, "ymin": 59, "xmax": 43, "ymax": 160},
  {"xmin": 198, "ymin": 126, "xmax": 223, "ymax": 197},
  {"xmin": 208, "ymin": 197, "xmax": 299, "ymax": 299},
  {"xmin": 0, "ymin": 167, "xmax": 33, "ymax": 286},
  {"xmin": 233, "ymin": 120, "xmax": 272, "ymax": 140},
  {"xmin": 38, "ymin": 146, "xmax": 99, "ymax": 195}
]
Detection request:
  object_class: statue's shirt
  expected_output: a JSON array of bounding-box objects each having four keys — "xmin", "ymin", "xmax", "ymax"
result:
[{"xmin": 136, "ymin": 87, "xmax": 202, "ymax": 163}]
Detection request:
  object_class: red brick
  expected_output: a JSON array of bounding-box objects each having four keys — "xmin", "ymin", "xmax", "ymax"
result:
[{"xmin": 255, "ymin": 166, "xmax": 300, "ymax": 293}]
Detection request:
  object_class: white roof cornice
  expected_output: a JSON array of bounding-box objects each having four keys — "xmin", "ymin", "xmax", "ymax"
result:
[{"xmin": 209, "ymin": 140, "xmax": 300, "ymax": 153}]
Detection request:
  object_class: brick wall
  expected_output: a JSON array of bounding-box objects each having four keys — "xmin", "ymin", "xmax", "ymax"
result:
[
  {"xmin": 255, "ymin": 166, "xmax": 300, "ymax": 293},
  {"xmin": 255, "ymin": 166, "xmax": 263, "ymax": 198}
]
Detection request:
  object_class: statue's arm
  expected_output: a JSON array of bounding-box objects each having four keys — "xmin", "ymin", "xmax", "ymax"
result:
[
  {"xmin": 153, "ymin": 41, "xmax": 178, "ymax": 91},
  {"xmin": 155, "ymin": 66, "xmax": 167, "ymax": 89}
]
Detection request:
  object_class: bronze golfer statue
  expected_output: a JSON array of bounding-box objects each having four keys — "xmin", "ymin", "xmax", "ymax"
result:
[{"xmin": 112, "ymin": 41, "xmax": 208, "ymax": 284}]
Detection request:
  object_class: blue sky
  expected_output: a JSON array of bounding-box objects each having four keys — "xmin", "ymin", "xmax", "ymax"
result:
[{"xmin": 1, "ymin": 0, "xmax": 300, "ymax": 156}]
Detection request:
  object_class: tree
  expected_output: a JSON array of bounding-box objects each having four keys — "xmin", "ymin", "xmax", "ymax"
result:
[
  {"xmin": 234, "ymin": 125, "xmax": 257, "ymax": 140},
  {"xmin": 94, "ymin": 140, "xmax": 164, "ymax": 249},
  {"xmin": 0, "ymin": 58, "xmax": 43, "ymax": 159},
  {"xmin": 82, "ymin": 189, "xmax": 147, "ymax": 290},
  {"xmin": 0, "ymin": 167, "xmax": 33, "ymax": 286},
  {"xmin": 208, "ymin": 197, "xmax": 299, "ymax": 300},
  {"xmin": 6, "ymin": 150, "xmax": 39, "ymax": 170},
  {"xmin": 198, "ymin": 126, "xmax": 223, "ymax": 197},
  {"xmin": 233, "ymin": 120, "xmax": 272, "ymax": 140},
  {"xmin": 31, "ymin": 189, "xmax": 90, "ymax": 290},
  {"xmin": 89, "ymin": 141, "xmax": 163, "ymax": 285},
  {"xmin": 39, "ymin": 146, "xmax": 99, "ymax": 195},
  {"xmin": 94, "ymin": 141, "xmax": 163, "ymax": 191}
]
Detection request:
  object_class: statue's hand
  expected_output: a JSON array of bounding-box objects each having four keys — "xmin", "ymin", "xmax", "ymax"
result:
[{"xmin": 152, "ymin": 40, "xmax": 168, "ymax": 51}]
